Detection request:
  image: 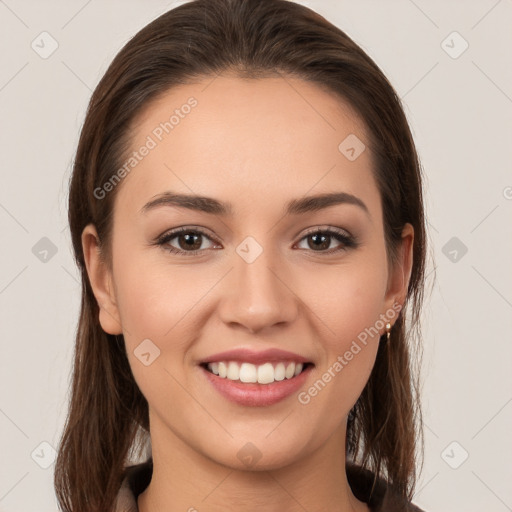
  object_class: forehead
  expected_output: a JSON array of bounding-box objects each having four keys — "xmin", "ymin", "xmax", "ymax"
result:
[{"xmin": 114, "ymin": 74, "xmax": 380, "ymax": 221}]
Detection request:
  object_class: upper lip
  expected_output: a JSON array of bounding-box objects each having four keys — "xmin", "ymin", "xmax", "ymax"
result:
[{"xmin": 200, "ymin": 348, "xmax": 311, "ymax": 365}]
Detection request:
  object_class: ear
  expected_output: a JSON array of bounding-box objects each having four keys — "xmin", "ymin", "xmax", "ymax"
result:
[
  {"xmin": 81, "ymin": 223, "xmax": 123, "ymax": 335},
  {"xmin": 383, "ymin": 222, "xmax": 414, "ymax": 321}
]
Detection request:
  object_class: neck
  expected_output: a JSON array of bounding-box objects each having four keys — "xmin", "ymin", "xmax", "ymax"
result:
[{"xmin": 137, "ymin": 412, "xmax": 369, "ymax": 512}]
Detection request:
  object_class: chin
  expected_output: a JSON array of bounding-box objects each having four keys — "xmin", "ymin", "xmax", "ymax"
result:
[{"xmin": 202, "ymin": 433, "xmax": 313, "ymax": 472}]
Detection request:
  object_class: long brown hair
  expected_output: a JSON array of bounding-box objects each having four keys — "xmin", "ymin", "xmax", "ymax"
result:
[{"xmin": 55, "ymin": 0, "xmax": 428, "ymax": 510}]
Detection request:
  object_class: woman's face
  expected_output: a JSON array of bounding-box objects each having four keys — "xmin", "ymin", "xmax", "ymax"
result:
[{"xmin": 83, "ymin": 74, "xmax": 413, "ymax": 470}]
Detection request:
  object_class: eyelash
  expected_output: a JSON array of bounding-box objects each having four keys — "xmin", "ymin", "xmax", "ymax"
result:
[{"xmin": 155, "ymin": 226, "xmax": 359, "ymax": 256}]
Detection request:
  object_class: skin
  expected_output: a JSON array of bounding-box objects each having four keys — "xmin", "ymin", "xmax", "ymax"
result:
[{"xmin": 82, "ymin": 74, "xmax": 413, "ymax": 512}]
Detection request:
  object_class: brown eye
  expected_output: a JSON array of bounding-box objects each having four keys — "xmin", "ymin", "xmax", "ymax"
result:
[
  {"xmin": 157, "ymin": 227, "xmax": 217, "ymax": 255},
  {"xmin": 174, "ymin": 232, "xmax": 203, "ymax": 251},
  {"xmin": 295, "ymin": 228, "xmax": 358, "ymax": 253},
  {"xmin": 156, "ymin": 226, "xmax": 358, "ymax": 257}
]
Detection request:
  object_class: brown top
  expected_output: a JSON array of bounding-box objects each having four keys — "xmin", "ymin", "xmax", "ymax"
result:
[{"xmin": 114, "ymin": 460, "xmax": 425, "ymax": 512}]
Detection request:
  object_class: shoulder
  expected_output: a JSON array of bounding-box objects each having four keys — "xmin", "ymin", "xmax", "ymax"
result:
[{"xmin": 346, "ymin": 463, "xmax": 426, "ymax": 512}]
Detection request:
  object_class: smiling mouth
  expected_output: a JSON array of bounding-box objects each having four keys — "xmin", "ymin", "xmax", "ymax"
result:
[{"xmin": 200, "ymin": 361, "xmax": 313, "ymax": 384}]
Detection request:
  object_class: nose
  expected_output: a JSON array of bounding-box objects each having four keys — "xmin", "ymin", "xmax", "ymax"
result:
[{"xmin": 218, "ymin": 246, "xmax": 299, "ymax": 335}]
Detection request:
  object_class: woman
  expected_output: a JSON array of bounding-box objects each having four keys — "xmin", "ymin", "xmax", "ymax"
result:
[{"xmin": 55, "ymin": 0, "xmax": 428, "ymax": 510}]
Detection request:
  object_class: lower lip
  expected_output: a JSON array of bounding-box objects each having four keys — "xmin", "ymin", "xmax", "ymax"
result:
[{"xmin": 201, "ymin": 364, "xmax": 313, "ymax": 407}]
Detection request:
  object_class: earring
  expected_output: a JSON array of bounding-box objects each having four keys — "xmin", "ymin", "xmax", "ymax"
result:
[{"xmin": 385, "ymin": 322, "xmax": 392, "ymax": 342}]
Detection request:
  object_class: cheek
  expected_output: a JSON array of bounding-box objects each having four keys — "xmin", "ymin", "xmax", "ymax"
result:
[
  {"xmin": 298, "ymin": 251, "xmax": 387, "ymax": 405},
  {"xmin": 296, "ymin": 274, "xmax": 385, "ymax": 436},
  {"xmin": 111, "ymin": 253, "xmax": 223, "ymax": 399},
  {"xmin": 113, "ymin": 252, "xmax": 208, "ymax": 342},
  {"xmin": 306, "ymin": 252, "xmax": 389, "ymax": 346},
  {"xmin": 112, "ymin": 257, "xmax": 205, "ymax": 416}
]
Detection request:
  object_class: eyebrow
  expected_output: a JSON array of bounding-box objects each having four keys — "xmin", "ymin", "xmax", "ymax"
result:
[{"xmin": 140, "ymin": 191, "xmax": 370, "ymax": 217}]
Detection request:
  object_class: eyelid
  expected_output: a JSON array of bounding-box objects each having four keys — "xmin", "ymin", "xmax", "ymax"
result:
[{"xmin": 299, "ymin": 224, "xmax": 353, "ymax": 239}]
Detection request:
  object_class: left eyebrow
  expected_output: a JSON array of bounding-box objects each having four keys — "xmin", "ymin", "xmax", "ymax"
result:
[{"xmin": 139, "ymin": 191, "xmax": 370, "ymax": 218}]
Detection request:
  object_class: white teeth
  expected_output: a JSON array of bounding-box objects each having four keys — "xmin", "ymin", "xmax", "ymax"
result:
[
  {"xmin": 227, "ymin": 361, "xmax": 240, "ymax": 380},
  {"xmin": 257, "ymin": 362, "xmax": 274, "ymax": 384},
  {"xmin": 218, "ymin": 362, "xmax": 227, "ymax": 378},
  {"xmin": 206, "ymin": 360, "xmax": 307, "ymax": 383},
  {"xmin": 274, "ymin": 362, "xmax": 285, "ymax": 381},
  {"xmin": 239, "ymin": 362, "xmax": 257, "ymax": 383}
]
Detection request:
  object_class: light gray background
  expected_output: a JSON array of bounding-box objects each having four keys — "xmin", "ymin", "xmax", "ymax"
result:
[{"xmin": 1, "ymin": 1, "xmax": 511, "ymax": 511}]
